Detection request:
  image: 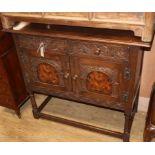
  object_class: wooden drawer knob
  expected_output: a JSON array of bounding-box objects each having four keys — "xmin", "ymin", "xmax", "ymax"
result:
[
  {"xmin": 72, "ymin": 74, "xmax": 78, "ymax": 80},
  {"xmin": 64, "ymin": 72, "xmax": 70, "ymax": 79},
  {"xmin": 94, "ymin": 48, "xmax": 101, "ymax": 55}
]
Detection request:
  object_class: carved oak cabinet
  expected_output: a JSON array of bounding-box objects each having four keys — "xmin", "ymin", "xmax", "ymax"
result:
[{"xmin": 1, "ymin": 13, "xmax": 153, "ymax": 141}]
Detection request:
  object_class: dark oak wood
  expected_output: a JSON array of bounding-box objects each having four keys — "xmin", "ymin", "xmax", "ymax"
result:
[
  {"xmin": 143, "ymin": 83, "xmax": 155, "ymax": 142},
  {"xmin": 39, "ymin": 110, "xmax": 123, "ymax": 139},
  {"xmin": 7, "ymin": 23, "xmax": 148, "ymax": 141},
  {"xmin": 0, "ymin": 24, "xmax": 29, "ymax": 117}
]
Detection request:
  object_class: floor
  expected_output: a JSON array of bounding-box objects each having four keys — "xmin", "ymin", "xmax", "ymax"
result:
[{"xmin": 0, "ymin": 94, "xmax": 152, "ymax": 142}]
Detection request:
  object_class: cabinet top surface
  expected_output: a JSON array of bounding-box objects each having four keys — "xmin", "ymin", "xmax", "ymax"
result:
[
  {"xmin": 1, "ymin": 12, "xmax": 155, "ymax": 42},
  {"xmin": 5, "ymin": 23, "xmax": 151, "ymax": 48}
]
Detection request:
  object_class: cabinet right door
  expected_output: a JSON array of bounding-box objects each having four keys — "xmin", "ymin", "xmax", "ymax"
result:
[{"xmin": 69, "ymin": 41, "xmax": 130, "ymax": 111}]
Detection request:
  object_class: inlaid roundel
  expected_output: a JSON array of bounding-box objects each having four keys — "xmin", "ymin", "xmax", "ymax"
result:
[
  {"xmin": 37, "ymin": 63, "xmax": 59, "ymax": 85},
  {"xmin": 86, "ymin": 71, "xmax": 112, "ymax": 95}
]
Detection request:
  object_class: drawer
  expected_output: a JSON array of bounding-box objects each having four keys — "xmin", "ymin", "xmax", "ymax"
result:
[
  {"xmin": 16, "ymin": 35, "xmax": 68, "ymax": 54},
  {"xmin": 69, "ymin": 40, "xmax": 130, "ymax": 62}
]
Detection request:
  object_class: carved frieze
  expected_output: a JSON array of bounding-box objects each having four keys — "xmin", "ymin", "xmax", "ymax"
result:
[
  {"xmin": 17, "ymin": 34, "xmax": 67, "ymax": 53},
  {"xmin": 69, "ymin": 40, "xmax": 129, "ymax": 61}
]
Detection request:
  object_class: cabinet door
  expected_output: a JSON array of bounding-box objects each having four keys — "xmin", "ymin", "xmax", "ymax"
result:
[
  {"xmin": 70, "ymin": 56, "xmax": 129, "ymax": 110},
  {"xmin": 16, "ymin": 35, "xmax": 71, "ymax": 93},
  {"xmin": 27, "ymin": 50, "xmax": 71, "ymax": 93}
]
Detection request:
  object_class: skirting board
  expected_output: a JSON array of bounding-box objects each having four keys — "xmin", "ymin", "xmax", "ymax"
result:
[{"xmin": 138, "ymin": 97, "xmax": 150, "ymax": 112}]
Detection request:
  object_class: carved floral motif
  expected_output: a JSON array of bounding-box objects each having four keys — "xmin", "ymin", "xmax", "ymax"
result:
[
  {"xmin": 69, "ymin": 41, "xmax": 129, "ymax": 61},
  {"xmin": 37, "ymin": 63, "xmax": 59, "ymax": 85},
  {"xmin": 86, "ymin": 71, "xmax": 112, "ymax": 95}
]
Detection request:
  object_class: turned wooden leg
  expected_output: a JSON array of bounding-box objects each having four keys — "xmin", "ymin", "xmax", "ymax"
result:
[
  {"xmin": 30, "ymin": 93, "xmax": 39, "ymax": 119},
  {"xmin": 15, "ymin": 109, "xmax": 21, "ymax": 119},
  {"xmin": 123, "ymin": 114, "xmax": 133, "ymax": 142},
  {"xmin": 143, "ymin": 125, "xmax": 155, "ymax": 142}
]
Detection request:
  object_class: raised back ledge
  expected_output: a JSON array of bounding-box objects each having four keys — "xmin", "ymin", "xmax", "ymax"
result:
[{"xmin": 3, "ymin": 23, "xmax": 151, "ymax": 48}]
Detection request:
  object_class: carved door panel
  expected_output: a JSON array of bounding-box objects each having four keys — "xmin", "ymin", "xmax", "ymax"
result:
[
  {"xmin": 24, "ymin": 49, "xmax": 71, "ymax": 93},
  {"xmin": 15, "ymin": 35, "xmax": 71, "ymax": 93},
  {"xmin": 70, "ymin": 56, "xmax": 129, "ymax": 110}
]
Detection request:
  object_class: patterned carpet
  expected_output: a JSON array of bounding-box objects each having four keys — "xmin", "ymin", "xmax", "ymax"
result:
[{"xmin": 0, "ymin": 94, "xmax": 152, "ymax": 142}]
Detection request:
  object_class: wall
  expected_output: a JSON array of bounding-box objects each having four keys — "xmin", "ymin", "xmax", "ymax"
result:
[{"xmin": 139, "ymin": 37, "xmax": 155, "ymax": 111}]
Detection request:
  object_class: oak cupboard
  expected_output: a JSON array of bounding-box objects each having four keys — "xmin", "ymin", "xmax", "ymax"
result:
[
  {"xmin": 6, "ymin": 23, "xmax": 150, "ymax": 141},
  {"xmin": 1, "ymin": 12, "xmax": 154, "ymax": 141}
]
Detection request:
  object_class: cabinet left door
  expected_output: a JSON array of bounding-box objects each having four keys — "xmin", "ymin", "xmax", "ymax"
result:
[{"xmin": 15, "ymin": 35, "xmax": 71, "ymax": 94}]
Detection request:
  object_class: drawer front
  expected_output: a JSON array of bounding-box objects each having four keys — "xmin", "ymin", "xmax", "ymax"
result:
[
  {"xmin": 16, "ymin": 35, "xmax": 68, "ymax": 54},
  {"xmin": 0, "ymin": 60, "xmax": 15, "ymax": 108},
  {"xmin": 69, "ymin": 40, "xmax": 129, "ymax": 62}
]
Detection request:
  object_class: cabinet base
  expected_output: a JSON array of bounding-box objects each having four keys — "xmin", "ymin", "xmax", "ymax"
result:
[{"xmin": 30, "ymin": 93, "xmax": 137, "ymax": 142}]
